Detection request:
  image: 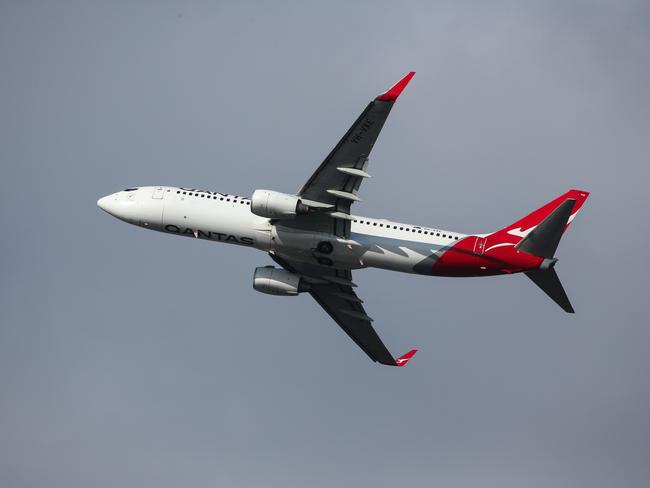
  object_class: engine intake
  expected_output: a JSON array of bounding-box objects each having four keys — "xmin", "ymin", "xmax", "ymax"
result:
[
  {"xmin": 251, "ymin": 190, "xmax": 309, "ymax": 219},
  {"xmin": 253, "ymin": 266, "xmax": 310, "ymax": 296}
]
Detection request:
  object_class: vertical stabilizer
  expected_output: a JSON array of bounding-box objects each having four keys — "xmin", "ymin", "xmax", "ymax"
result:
[
  {"xmin": 489, "ymin": 189, "xmax": 590, "ymax": 245},
  {"xmin": 516, "ymin": 198, "xmax": 576, "ymax": 258}
]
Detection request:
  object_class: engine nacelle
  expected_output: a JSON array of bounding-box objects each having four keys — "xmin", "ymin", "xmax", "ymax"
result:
[
  {"xmin": 253, "ymin": 266, "xmax": 310, "ymax": 296},
  {"xmin": 250, "ymin": 189, "xmax": 309, "ymax": 219}
]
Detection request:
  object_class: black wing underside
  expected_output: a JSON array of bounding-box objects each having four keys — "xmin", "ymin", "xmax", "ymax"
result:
[
  {"xmin": 270, "ymin": 253, "xmax": 399, "ymax": 365},
  {"xmin": 280, "ymin": 72, "xmax": 416, "ymax": 239}
]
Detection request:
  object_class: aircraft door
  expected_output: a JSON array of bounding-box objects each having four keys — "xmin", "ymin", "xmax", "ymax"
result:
[
  {"xmin": 152, "ymin": 187, "xmax": 165, "ymax": 199},
  {"xmin": 473, "ymin": 236, "xmax": 487, "ymax": 255}
]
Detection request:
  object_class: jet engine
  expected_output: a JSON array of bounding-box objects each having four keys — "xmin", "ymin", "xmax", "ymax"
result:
[
  {"xmin": 253, "ymin": 266, "xmax": 310, "ymax": 296},
  {"xmin": 251, "ymin": 190, "xmax": 310, "ymax": 219}
]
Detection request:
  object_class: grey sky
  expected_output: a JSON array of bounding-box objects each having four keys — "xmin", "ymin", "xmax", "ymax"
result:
[{"xmin": 1, "ymin": 1, "xmax": 649, "ymax": 486}]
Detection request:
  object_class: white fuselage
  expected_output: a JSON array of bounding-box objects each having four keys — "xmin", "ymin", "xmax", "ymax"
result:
[{"xmin": 97, "ymin": 186, "xmax": 468, "ymax": 275}]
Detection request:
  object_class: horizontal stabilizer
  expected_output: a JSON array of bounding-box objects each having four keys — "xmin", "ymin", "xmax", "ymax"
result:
[{"xmin": 525, "ymin": 269, "xmax": 574, "ymax": 313}]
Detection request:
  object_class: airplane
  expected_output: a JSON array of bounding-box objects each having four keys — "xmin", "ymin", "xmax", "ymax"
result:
[{"xmin": 97, "ymin": 72, "xmax": 589, "ymax": 367}]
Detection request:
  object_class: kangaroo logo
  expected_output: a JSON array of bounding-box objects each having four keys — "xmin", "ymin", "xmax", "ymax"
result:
[{"xmin": 507, "ymin": 226, "xmax": 536, "ymax": 238}]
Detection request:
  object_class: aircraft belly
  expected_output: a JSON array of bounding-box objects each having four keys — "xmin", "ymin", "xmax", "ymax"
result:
[
  {"xmin": 353, "ymin": 233, "xmax": 446, "ymax": 274},
  {"xmin": 270, "ymin": 226, "xmax": 368, "ymax": 269},
  {"xmin": 272, "ymin": 231, "xmax": 453, "ymax": 274}
]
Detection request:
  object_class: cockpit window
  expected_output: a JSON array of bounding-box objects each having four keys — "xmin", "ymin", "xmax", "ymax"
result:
[{"xmin": 123, "ymin": 188, "xmax": 139, "ymax": 192}]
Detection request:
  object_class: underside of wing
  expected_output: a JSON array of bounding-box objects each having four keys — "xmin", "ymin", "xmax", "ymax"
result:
[
  {"xmin": 270, "ymin": 253, "xmax": 417, "ymax": 366},
  {"xmin": 280, "ymin": 72, "xmax": 415, "ymax": 238}
]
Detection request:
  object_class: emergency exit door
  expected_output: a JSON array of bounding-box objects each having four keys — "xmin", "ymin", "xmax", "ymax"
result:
[{"xmin": 473, "ymin": 236, "xmax": 487, "ymax": 255}]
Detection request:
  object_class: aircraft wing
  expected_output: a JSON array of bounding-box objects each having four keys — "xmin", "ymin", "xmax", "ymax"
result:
[
  {"xmin": 270, "ymin": 253, "xmax": 417, "ymax": 366},
  {"xmin": 287, "ymin": 72, "xmax": 415, "ymax": 238}
]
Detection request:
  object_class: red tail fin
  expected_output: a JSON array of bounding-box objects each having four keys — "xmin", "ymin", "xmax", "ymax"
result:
[{"xmin": 490, "ymin": 189, "xmax": 589, "ymax": 244}]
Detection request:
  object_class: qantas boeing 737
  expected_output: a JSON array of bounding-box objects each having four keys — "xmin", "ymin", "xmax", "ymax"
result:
[{"xmin": 98, "ymin": 72, "xmax": 589, "ymax": 367}]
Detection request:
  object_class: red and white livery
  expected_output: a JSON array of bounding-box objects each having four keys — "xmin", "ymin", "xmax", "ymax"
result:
[{"xmin": 98, "ymin": 73, "xmax": 589, "ymax": 367}]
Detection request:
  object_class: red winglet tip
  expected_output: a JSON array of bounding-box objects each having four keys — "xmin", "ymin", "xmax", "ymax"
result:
[
  {"xmin": 395, "ymin": 349, "xmax": 418, "ymax": 367},
  {"xmin": 375, "ymin": 71, "xmax": 416, "ymax": 102}
]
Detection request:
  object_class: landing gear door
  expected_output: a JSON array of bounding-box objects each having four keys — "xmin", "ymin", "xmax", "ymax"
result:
[
  {"xmin": 473, "ymin": 236, "xmax": 487, "ymax": 255},
  {"xmin": 152, "ymin": 187, "xmax": 165, "ymax": 199}
]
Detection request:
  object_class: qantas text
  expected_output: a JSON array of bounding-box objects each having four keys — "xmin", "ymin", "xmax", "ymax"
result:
[{"xmin": 164, "ymin": 225, "xmax": 254, "ymax": 245}]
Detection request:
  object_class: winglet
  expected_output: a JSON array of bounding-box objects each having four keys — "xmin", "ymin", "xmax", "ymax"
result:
[
  {"xmin": 375, "ymin": 72, "xmax": 416, "ymax": 102},
  {"xmin": 394, "ymin": 349, "xmax": 418, "ymax": 367}
]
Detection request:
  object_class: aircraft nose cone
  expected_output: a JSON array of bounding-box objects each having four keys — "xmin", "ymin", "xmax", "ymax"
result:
[
  {"xmin": 96, "ymin": 189, "xmax": 163, "ymax": 229},
  {"xmin": 97, "ymin": 195, "xmax": 115, "ymax": 214},
  {"xmin": 97, "ymin": 192, "xmax": 132, "ymax": 222},
  {"xmin": 97, "ymin": 193, "xmax": 124, "ymax": 218},
  {"xmin": 97, "ymin": 196, "xmax": 109, "ymax": 211}
]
